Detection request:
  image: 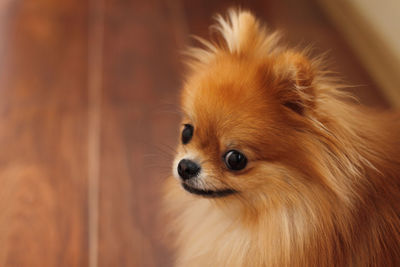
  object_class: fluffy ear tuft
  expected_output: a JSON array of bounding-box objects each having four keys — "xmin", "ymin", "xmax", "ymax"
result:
[
  {"xmin": 213, "ymin": 9, "xmax": 259, "ymax": 54},
  {"xmin": 213, "ymin": 9, "xmax": 281, "ymax": 56},
  {"xmin": 184, "ymin": 9, "xmax": 281, "ymax": 66},
  {"xmin": 274, "ymin": 51, "xmax": 315, "ymax": 115}
]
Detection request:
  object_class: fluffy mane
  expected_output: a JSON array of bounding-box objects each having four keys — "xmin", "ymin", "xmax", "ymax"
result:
[{"xmin": 166, "ymin": 9, "xmax": 400, "ymax": 267}]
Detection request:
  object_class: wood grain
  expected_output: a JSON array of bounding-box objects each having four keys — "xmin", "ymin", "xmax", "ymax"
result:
[
  {"xmin": 0, "ymin": 0, "xmax": 89, "ymax": 266},
  {"xmin": 97, "ymin": 0, "xmax": 184, "ymax": 266}
]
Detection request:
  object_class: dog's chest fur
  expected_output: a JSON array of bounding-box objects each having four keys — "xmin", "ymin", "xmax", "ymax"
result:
[{"xmin": 171, "ymin": 191, "xmax": 304, "ymax": 267}]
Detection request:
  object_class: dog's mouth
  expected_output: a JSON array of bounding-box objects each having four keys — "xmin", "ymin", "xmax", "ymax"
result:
[{"xmin": 181, "ymin": 183, "xmax": 236, "ymax": 198}]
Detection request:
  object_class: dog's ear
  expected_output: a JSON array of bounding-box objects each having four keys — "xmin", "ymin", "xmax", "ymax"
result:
[{"xmin": 273, "ymin": 51, "xmax": 315, "ymax": 115}]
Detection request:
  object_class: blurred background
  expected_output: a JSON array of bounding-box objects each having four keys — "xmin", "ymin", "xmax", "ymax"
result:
[{"xmin": 0, "ymin": 0, "xmax": 398, "ymax": 266}]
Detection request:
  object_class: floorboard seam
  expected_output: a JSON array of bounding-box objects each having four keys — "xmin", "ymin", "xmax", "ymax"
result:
[{"xmin": 88, "ymin": 0, "xmax": 104, "ymax": 266}]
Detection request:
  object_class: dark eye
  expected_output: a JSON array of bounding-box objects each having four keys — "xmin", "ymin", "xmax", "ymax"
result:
[
  {"xmin": 181, "ymin": 124, "xmax": 194, "ymax": 144},
  {"xmin": 224, "ymin": 150, "xmax": 247, "ymax": 171}
]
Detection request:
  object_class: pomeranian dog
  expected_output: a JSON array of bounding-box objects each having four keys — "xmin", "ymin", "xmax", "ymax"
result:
[{"xmin": 163, "ymin": 9, "xmax": 400, "ymax": 267}]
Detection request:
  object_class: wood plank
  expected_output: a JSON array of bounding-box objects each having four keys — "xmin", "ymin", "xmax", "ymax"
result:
[
  {"xmin": 0, "ymin": 0, "xmax": 89, "ymax": 266},
  {"xmin": 98, "ymin": 0, "xmax": 185, "ymax": 266}
]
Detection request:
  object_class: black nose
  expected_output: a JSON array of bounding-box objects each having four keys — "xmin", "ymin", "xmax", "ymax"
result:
[{"xmin": 177, "ymin": 159, "xmax": 200, "ymax": 180}]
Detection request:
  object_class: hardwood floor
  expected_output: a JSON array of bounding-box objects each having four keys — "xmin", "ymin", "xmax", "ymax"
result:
[
  {"xmin": 0, "ymin": 0, "xmax": 89, "ymax": 266},
  {"xmin": 0, "ymin": 0, "xmax": 390, "ymax": 266}
]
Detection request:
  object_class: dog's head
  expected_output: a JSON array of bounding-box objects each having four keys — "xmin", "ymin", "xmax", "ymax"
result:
[{"xmin": 172, "ymin": 10, "xmax": 354, "ymax": 207}]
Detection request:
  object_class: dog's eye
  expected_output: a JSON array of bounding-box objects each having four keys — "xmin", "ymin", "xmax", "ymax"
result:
[
  {"xmin": 181, "ymin": 124, "xmax": 194, "ymax": 144},
  {"xmin": 224, "ymin": 150, "xmax": 247, "ymax": 171}
]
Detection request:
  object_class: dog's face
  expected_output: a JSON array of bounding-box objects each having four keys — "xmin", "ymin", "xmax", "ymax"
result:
[
  {"xmin": 173, "ymin": 55, "xmax": 317, "ymax": 200},
  {"xmin": 172, "ymin": 11, "xmax": 320, "ymax": 202}
]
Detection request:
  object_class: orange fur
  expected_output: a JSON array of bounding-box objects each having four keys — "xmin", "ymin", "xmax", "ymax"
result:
[{"xmin": 164, "ymin": 9, "xmax": 400, "ymax": 267}]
